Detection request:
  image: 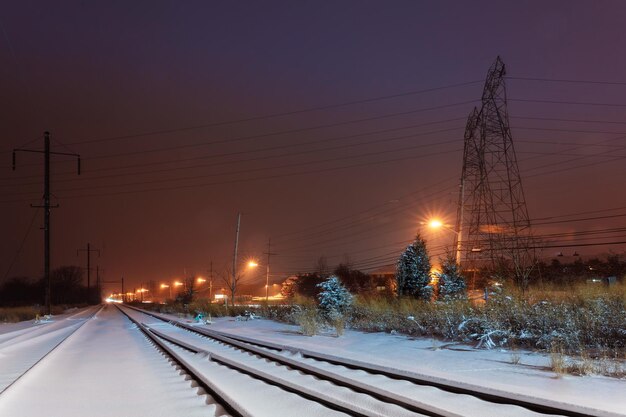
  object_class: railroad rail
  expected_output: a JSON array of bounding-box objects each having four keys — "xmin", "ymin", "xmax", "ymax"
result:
[{"xmin": 120, "ymin": 304, "xmax": 608, "ymax": 417}]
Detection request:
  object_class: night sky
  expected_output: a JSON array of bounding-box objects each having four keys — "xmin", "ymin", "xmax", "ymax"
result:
[{"xmin": 2, "ymin": 1, "xmax": 626, "ymax": 295}]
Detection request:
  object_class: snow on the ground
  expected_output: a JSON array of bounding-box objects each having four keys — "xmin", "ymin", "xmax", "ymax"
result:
[
  {"xmin": 0, "ymin": 307, "xmax": 89, "ymax": 337},
  {"xmin": 188, "ymin": 314, "xmax": 626, "ymax": 416},
  {"xmin": 140, "ymin": 316, "xmax": 549, "ymax": 417},
  {"xmin": 0, "ymin": 305, "xmax": 225, "ymax": 417},
  {"xmin": 0, "ymin": 307, "xmax": 100, "ymax": 392}
]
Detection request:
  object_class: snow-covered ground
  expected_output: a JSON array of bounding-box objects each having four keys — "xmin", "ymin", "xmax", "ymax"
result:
[
  {"xmin": 0, "ymin": 305, "xmax": 224, "ymax": 417},
  {"xmin": 191, "ymin": 314, "xmax": 626, "ymax": 416},
  {"xmin": 1, "ymin": 304, "xmax": 623, "ymax": 416}
]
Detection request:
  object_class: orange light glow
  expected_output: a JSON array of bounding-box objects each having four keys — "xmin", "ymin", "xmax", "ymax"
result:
[{"xmin": 428, "ymin": 219, "xmax": 443, "ymax": 229}]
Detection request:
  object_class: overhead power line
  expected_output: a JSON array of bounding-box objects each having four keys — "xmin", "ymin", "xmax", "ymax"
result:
[
  {"xmin": 60, "ymin": 80, "xmax": 483, "ymax": 146},
  {"xmin": 4, "ymin": 123, "xmax": 464, "ymax": 188},
  {"xmin": 507, "ymin": 76, "xmax": 626, "ymax": 86},
  {"xmin": 511, "ymin": 98, "xmax": 626, "ymax": 108},
  {"xmin": 0, "ymin": 147, "xmax": 463, "ymax": 203}
]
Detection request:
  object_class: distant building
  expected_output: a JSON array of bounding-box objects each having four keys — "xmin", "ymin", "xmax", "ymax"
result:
[{"xmin": 368, "ymin": 264, "xmax": 396, "ymax": 293}]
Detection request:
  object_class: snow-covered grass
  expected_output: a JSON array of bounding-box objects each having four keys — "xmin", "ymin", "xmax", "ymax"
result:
[
  {"xmin": 248, "ymin": 282, "xmax": 624, "ymax": 376},
  {"xmin": 348, "ymin": 283, "xmax": 625, "ymax": 356}
]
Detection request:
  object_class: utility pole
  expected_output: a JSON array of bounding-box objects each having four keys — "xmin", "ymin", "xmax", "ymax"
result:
[
  {"xmin": 263, "ymin": 238, "xmax": 278, "ymax": 303},
  {"xmin": 77, "ymin": 243, "xmax": 100, "ymax": 289},
  {"xmin": 12, "ymin": 131, "xmax": 80, "ymax": 315},
  {"xmin": 231, "ymin": 212, "xmax": 241, "ymax": 305},
  {"xmin": 208, "ymin": 261, "xmax": 213, "ymax": 302}
]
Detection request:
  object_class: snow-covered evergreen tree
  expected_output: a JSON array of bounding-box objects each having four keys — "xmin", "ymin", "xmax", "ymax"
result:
[
  {"xmin": 396, "ymin": 234, "xmax": 431, "ymax": 299},
  {"xmin": 316, "ymin": 276, "xmax": 353, "ymax": 319},
  {"xmin": 436, "ymin": 255, "xmax": 466, "ymax": 300}
]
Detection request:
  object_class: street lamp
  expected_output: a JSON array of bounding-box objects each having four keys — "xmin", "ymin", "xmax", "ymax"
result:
[
  {"xmin": 425, "ymin": 218, "xmax": 461, "ymax": 265},
  {"xmin": 247, "ymin": 259, "xmax": 271, "ymax": 302},
  {"xmin": 136, "ymin": 287, "xmax": 148, "ymax": 302},
  {"xmin": 160, "ymin": 283, "xmax": 171, "ymax": 299}
]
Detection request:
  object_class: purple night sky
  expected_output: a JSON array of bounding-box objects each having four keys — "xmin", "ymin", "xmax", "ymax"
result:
[{"xmin": 2, "ymin": 1, "xmax": 626, "ymax": 294}]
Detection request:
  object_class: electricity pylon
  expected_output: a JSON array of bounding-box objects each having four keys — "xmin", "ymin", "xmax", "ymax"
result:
[{"xmin": 454, "ymin": 56, "xmax": 536, "ymax": 289}]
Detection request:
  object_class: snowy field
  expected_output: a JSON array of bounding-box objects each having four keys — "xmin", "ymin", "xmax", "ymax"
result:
[{"xmin": 0, "ymin": 304, "xmax": 624, "ymax": 417}]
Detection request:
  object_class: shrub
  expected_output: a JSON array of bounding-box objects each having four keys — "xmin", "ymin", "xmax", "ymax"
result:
[
  {"xmin": 317, "ymin": 277, "xmax": 353, "ymax": 318},
  {"xmin": 294, "ymin": 307, "xmax": 319, "ymax": 336}
]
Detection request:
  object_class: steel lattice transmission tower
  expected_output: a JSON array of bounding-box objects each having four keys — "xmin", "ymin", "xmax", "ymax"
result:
[{"xmin": 454, "ymin": 56, "xmax": 536, "ymax": 288}]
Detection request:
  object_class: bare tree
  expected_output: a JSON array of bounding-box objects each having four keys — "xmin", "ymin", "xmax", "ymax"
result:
[
  {"xmin": 314, "ymin": 256, "xmax": 331, "ymax": 278},
  {"xmin": 219, "ymin": 265, "xmax": 243, "ymax": 306}
]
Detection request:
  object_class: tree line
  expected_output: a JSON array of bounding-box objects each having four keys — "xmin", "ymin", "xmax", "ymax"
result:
[
  {"xmin": 281, "ymin": 234, "xmax": 626, "ymax": 302},
  {"xmin": 0, "ymin": 266, "xmax": 101, "ymax": 307}
]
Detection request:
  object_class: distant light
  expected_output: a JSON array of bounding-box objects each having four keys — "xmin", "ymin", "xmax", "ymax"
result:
[
  {"xmin": 428, "ymin": 219, "xmax": 443, "ymax": 229},
  {"xmin": 248, "ymin": 260, "xmax": 259, "ymax": 268},
  {"xmin": 105, "ymin": 297, "xmax": 122, "ymax": 303},
  {"xmin": 197, "ymin": 277, "xmax": 206, "ymax": 283},
  {"xmin": 160, "ymin": 284, "xmax": 169, "ymax": 289},
  {"xmin": 174, "ymin": 281, "xmax": 183, "ymax": 286}
]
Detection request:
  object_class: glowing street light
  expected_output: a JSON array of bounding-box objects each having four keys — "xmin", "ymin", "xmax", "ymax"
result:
[
  {"xmin": 197, "ymin": 277, "xmax": 206, "ymax": 284},
  {"xmin": 136, "ymin": 287, "xmax": 148, "ymax": 302},
  {"xmin": 160, "ymin": 283, "xmax": 171, "ymax": 299},
  {"xmin": 247, "ymin": 260, "xmax": 259, "ymax": 268},
  {"xmin": 428, "ymin": 219, "xmax": 444, "ymax": 229},
  {"xmin": 424, "ymin": 218, "xmax": 461, "ymax": 265}
]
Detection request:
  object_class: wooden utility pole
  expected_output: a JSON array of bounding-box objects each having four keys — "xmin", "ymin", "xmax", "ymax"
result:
[
  {"xmin": 231, "ymin": 213, "xmax": 241, "ymax": 305},
  {"xmin": 209, "ymin": 261, "xmax": 213, "ymax": 302},
  {"xmin": 77, "ymin": 243, "xmax": 100, "ymax": 289},
  {"xmin": 263, "ymin": 238, "xmax": 278, "ymax": 302},
  {"xmin": 12, "ymin": 132, "xmax": 80, "ymax": 314}
]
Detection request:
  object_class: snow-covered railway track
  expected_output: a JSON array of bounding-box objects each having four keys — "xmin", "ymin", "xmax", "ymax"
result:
[
  {"xmin": 0, "ymin": 306, "xmax": 101, "ymax": 395},
  {"xmin": 116, "ymin": 304, "xmax": 357, "ymax": 417},
  {"xmin": 120, "ymin": 305, "xmax": 605, "ymax": 417}
]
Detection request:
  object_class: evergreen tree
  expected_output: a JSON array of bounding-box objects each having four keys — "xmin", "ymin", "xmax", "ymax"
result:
[
  {"xmin": 436, "ymin": 255, "xmax": 466, "ymax": 300},
  {"xmin": 396, "ymin": 234, "xmax": 431, "ymax": 299},
  {"xmin": 316, "ymin": 276, "xmax": 353, "ymax": 319}
]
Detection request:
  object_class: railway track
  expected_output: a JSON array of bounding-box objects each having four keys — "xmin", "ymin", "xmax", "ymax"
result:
[
  {"xmin": 0, "ymin": 306, "xmax": 101, "ymax": 396},
  {"xmin": 119, "ymin": 304, "xmax": 609, "ymax": 417}
]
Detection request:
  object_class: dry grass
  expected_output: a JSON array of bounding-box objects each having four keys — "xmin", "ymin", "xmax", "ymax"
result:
[
  {"xmin": 295, "ymin": 308, "xmax": 319, "ymax": 336},
  {"xmin": 550, "ymin": 342, "xmax": 566, "ymax": 376},
  {"xmin": 331, "ymin": 315, "xmax": 346, "ymax": 337},
  {"xmin": 0, "ymin": 306, "xmax": 39, "ymax": 322},
  {"xmin": 346, "ymin": 283, "xmax": 626, "ymax": 356},
  {"xmin": 0, "ymin": 305, "xmax": 67, "ymax": 322}
]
